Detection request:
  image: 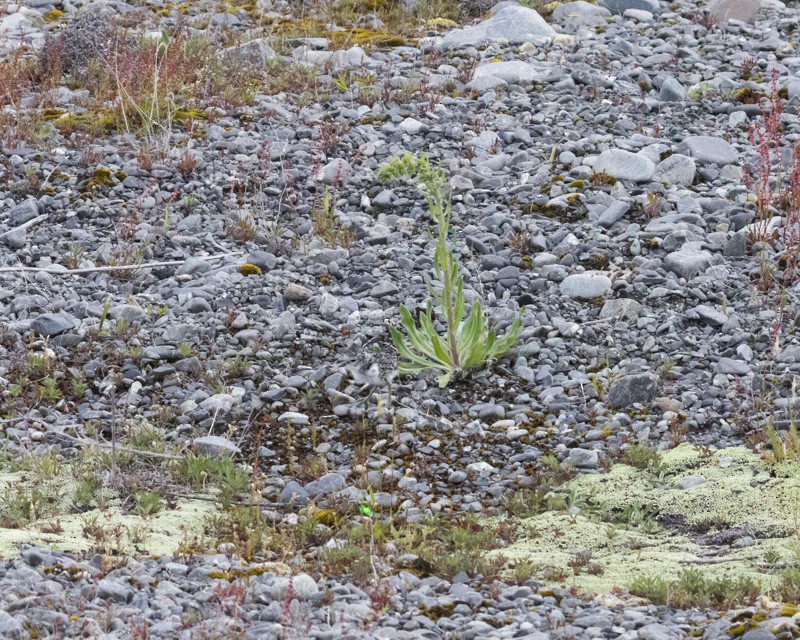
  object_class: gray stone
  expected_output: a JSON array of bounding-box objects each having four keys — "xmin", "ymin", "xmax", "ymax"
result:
[
  {"xmin": 599, "ymin": 0, "xmax": 660, "ymax": 13},
  {"xmin": 438, "ymin": 6, "xmax": 554, "ymax": 51},
  {"xmin": 608, "ymin": 373, "xmax": 658, "ymax": 407},
  {"xmin": 6, "ymin": 198, "xmax": 39, "ymax": 225},
  {"xmin": 659, "ymin": 77, "xmax": 685, "ymax": 102},
  {"xmin": 598, "ymin": 200, "xmax": 631, "ymax": 227},
  {"xmin": 593, "ymin": 149, "xmax": 655, "ymax": 182},
  {"xmin": 694, "ymin": 304, "xmax": 728, "ymax": 327},
  {"xmin": 0, "ymin": 611, "xmax": 24, "ymax": 640},
  {"xmin": 473, "ymin": 61, "xmax": 540, "ymax": 85},
  {"xmin": 176, "ymin": 257, "xmax": 211, "ymax": 276},
  {"xmin": 717, "ymin": 358, "xmax": 751, "ymax": 375},
  {"xmin": 654, "ymin": 154, "xmax": 696, "ymax": 186},
  {"xmin": 466, "ymin": 75, "xmax": 508, "ymax": 94},
  {"xmin": 110, "ymin": 304, "xmax": 148, "ymax": 324},
  {"xmin": 31, "ymin": 312, "xmax": 77, "ymax": 337},
  {"xmin": 664, "ymin": 250, "xmax": 711, "ymax": 279},
  {"xmin": 278, "ymin": 411, "xmax": 310, "ymax": 426},
  {"xmin": 675, "ymin": 136, "xmax": 739, "ymax": 166},
  {"xmin": 193, "ymin": 436, "xmax": 240, "ymax": 457},
  {"xmin": 316, "ymin": 472, "xmax": 347, "ymax": 494},
  {"xmin": 552, "ymin": 1, "xmax": 611, "ymax": 21},
  {"xmin": 675, "ymin": 475, "xmax": 707, "ymax": 490},
  {"xmin": 285, "ymin": 283, "xmax": 312, "ymax": 302},
  {"xmin": 399, "ymin": 117, "xmax": 427, "ymax": 135},
  {"xmin": 778, "ymin": 346, "xmax": 800, "ymax": 363},
  {"xmin": 222, "ymin": 38, "xmax": 277, "ymax": 67},
  {"xmin": 280, "ymin": 481, "xmax": 310, "ymax": 505},
  {"xmin": 247, "ymin": 251, "xmax": 277, "ymax": 272},
  {"xmin": 724, "ymin": 233, "xmax": 747, "ymax": 257},
  {"xmin": 448, "ymin": 470, "xmax": 468, "ymax": 484},
  {"xmin": 3, "ymin": 228, "xmax": 26, "ymax": 249},
  {"xmin": 560, "ymin": 272, "xmax": 612, "ymax": 299},
  {"xmin": 316, "ymin": 158, "xmax": 351, "ymax": 184},
  {"xmin": 568, "ymin": 448, "xmax": 599, "ymax": 469},
  {"xmin": 709, "ymin": 0, "xmax": 762, "ymax": 24},
  {"xmin": 272, "ymin": 573, "xmax": 318, "ymax": 600},
  {"xmin": 96, "ymin": 578, "xmax": 134, "ymax": 604},
  {"xmin": 600, "ymin": 298, "xmax": 643, "ymax": 321}
]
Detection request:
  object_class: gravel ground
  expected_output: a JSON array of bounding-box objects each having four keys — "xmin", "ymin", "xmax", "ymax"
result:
[{"xmin": 2, "ymin": 0, "xmax": 800, "ymax": 636}]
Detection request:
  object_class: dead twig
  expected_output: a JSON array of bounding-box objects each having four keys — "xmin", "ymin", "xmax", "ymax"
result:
[{"xmin": 0, "ymin": 252, "xmax": 241, "ymax": 275}]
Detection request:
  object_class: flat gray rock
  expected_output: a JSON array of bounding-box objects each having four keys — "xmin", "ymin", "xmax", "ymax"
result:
[
  {"xmin": 659, "ymin": 77, "xmax": 685, "ymax": 102},
  {"xmin": 599, "ymin": 0, "xmax": 660, "ymax": 13},
  {"xmin": 473, "ymin": 61, "xmax": 540, "ymax": 85},
  {"xmin": 653, "ymin": 154, "xmax": 696, "ymax": 186},
  {"xmin": 608, "ymin": 373, "xmax": 658, "ymax": 407},
  {"xmin": 675, "ymin": 136, "xmax": 739, "ymax": 166},
  {"xmin": 675, "ymin": 475, "xmax": 707, "ymax": 490},
  {"xmin": 709, "ymin": 0, "xmax": 762, "ymax": 24},
  {"xmin": 193, "ymin": 436, "xmax": 240, "ymax": 457},
  {"xmin": 664, "ymin": 249, "xmax": 711, "ymax": 280},
  {"xmin": 600, "ymin": 298, "xmax": 643, "ymax": 321},
  {"xmin": 222, "ymin": 38, "xmax": 277, "ymax": 67},
  {"xmin": 31, "ymin": 312, "xmax": 77, "ymax": 337},
  {"xmin": 560, "ymin": 272, "xmax": 612, "ymax": 299},
  {"xmin": 438, "ymin": 6, "xmax": 554, "ymax": 51},
  {"xmin": 593, "ymin": 149, "xmax": 655, "ymax": 182},
  {"xmin": 552, "ymin": 1, "xmax": 611, "ymax": 21}
]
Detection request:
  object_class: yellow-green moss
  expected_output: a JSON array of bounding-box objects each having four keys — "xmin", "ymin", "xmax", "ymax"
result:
[
  {"xmin": 312, "ymin": 508, "xmax": 342, "ymax": 527},
  {"xmin": 174, "ymin": 108, "xmax": 207, "ymax": 123},
  {"xmin": 568, "ymin": 179, "xmax": 586, "ymax": 188},
  {"xmin": 519, "ymin": 255, "xmax": 533, "ymax": 270},
  {"xmin": 43, "ymin": 9, "xmax": 65, "ymax": 23},
  {"xmin": 238, "ymin": 263, "xmax": 262, "ymax": 276},
  {"xmin": 427, "ymin": 17, "xmax": 458, "ymax": 30},
  {"xmin": 40, "ymin": 108, "xmax": 65, "ymax": 121},
  {"xmin": 733, "ymin": 87, "xmax": 765, "ymax": 104},
  {"xmin": 208, "ymin": 566, "xmax": 267, "ymax": 580},
  {"xmin": 329, "ymin": 28, "xmax": 410, "ymax": 49},
  {"xmin": 84, "ymin": 167, "xmax": 116, "ymax": 190}
]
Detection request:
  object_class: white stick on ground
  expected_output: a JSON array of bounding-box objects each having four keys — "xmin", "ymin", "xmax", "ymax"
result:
[{"xmin": 0, "ymin": 252, "xmax": 242, "ymax": 275}]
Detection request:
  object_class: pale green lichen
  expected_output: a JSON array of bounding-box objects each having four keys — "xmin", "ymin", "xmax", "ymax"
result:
[
  {"xmin": 0, "ymin": 471, "xmax": 215, "ymax": 559},
  {"xmin": 495, "ymin": 444, "xmax": 800, "ymax": 595}
]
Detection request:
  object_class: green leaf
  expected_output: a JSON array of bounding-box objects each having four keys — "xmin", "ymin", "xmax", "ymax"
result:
[
  {"xmin": 437, "ymin": 371, "xmax": 453, "ymax": 388},
  {"xmin": 400, "ymin": 307, "xmax": 451, "ymax": 367}
]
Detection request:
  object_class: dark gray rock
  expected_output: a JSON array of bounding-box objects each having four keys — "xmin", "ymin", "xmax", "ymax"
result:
[
  {"xmin": 608, "ymin": 373, "xmax": 658, "ymax": 407},
  {"xmin": 31, "ymin": 312, "xmax": 77, "ymax": 337}
]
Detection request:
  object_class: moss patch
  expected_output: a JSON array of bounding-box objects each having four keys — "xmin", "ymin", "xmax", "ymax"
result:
[{"xmin": 496, "ymin": 445, "xmax": 800, "ymax": 596}]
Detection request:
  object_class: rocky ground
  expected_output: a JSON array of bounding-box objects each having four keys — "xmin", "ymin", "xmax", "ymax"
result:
[{"xmin": 3, "ymin": 0, "xmax": 800, "ymax": 637}]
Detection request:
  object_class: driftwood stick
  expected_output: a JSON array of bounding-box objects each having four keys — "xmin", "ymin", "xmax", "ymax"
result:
[
  {"xmin": 2, "ymin": 213, "xmax": 48, "ymax": 239},
  {"xmin": 679, "ymin": 555, "xmax": 757, "ymax": 565},
  {"xmin": 0, "ymin": 252, "xmax": 241, "ymax": 275}
]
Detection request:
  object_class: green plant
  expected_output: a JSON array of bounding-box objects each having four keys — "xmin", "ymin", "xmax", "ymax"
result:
[
  {"xmin": 623, "ymin": 444, "xmax": 663, "ymax": 473},
  {"xmin": 383, "ymin": 154, "xmax": 521, "ymax": 387},
  {"xmin": 133, "ymin": 490, "xmax": 163, "ymax": 517},
  {"xmin": 629, "ymin": 568, "xmax": 760, "ymax": 608}
]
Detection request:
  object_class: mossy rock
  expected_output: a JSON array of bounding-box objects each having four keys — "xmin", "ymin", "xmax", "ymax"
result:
[{"xmin": 329, "ymin": 28, "xmax": 411, "ymax": 49}]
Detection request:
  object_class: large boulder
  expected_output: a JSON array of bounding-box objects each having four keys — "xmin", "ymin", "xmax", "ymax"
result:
[
  {"xmin": 708, "ymin": 0, "xmax": 762, "ymax": 24},
  {"xmin": 438, "ymin": 6, "xmax": 554, "ymax": 51}
]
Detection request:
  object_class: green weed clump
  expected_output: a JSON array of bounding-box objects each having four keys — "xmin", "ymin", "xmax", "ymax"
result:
[
  {"xmin": 380, "ymin": 153, "xmax": 522, "ymax": 387},
  {"xmin": 629, "ymin": 568, "xmax": 760, "ymax": 609}
]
